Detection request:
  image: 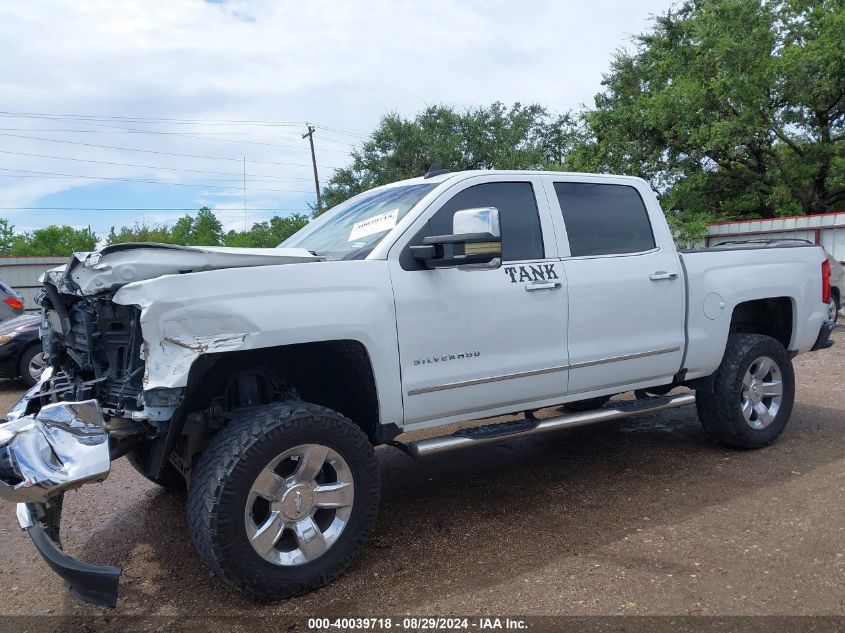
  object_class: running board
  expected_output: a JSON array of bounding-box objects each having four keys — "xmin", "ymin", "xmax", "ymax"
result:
[{"xmin": 398, "ymin": 393, "xmax": 696, "ymax": 458}]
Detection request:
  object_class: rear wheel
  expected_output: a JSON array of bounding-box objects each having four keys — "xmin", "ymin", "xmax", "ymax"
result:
[
  {"xmin": 187, "ymin": 401, "xmax": 380, "ymax": 601},
  {"xmin": 828, "ymin": 296, "xmax": 840, "ymax": 323},
  {"xmin": 696, "ymin": 334, "xmax": 795, "ymax": 449}
]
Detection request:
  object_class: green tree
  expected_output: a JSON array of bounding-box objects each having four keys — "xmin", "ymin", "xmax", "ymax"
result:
[
  {"xmin": 0, "ymin": 219, "xmax": 15, "ymax": 255},
  {"xmin": 9, "ymin": 225, "xmax": 98, "ymax": 255},
  {"xmin": 579, "ymin": 0, "xmax": 845, "ymax": 219},
  {"xmin": 166, "ymin": 208, "xmax": 224, "ymax": 245},
  {"xmin": 191, "ymin": 207, "xmax": 224, "ymax": 245},
  {"xmin": 106, "ymin": 222, "xmax": 174, "ymax": 245},
  {"xmin": 319, "ymin": 103, "xmax": 583, "ymax": 211},
  {"xmin": 171, "ymin": 214, "xmax": 195, "ymax": 245},
  {"xmin": 223, "ymin": 213, "xmax": 309, "ymax": 247}
]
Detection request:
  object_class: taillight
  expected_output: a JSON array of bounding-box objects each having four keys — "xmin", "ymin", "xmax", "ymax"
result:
[
  {"xmin": 822, "ymin": 260, "xmax": 831, "ymax": 305},
  {"xmin": 3, "ymin": 298, "xmax": 22, "ymax": 310}
]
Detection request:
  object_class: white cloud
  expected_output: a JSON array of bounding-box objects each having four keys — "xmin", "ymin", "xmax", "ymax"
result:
[{"xmin": 0, "ymin": 0, "xmax": 674, "ymax": 235}]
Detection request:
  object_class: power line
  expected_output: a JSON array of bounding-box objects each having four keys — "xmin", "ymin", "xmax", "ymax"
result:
[
  {"xmin": 0, "ymin": 172, "xmax": 312, "ymax": 185},
  {"xmin": 0, "ymin": 111, "xmax": 310, "ymax": 127},
  {"xmin": 0, "ymin": 149, "xmax": 314, "ymax": 181},
  {"xmin": 0, "ymin": 111, "xmax": 369, "ymax": 139},
  {"xmin": 0, "ymin": 127, "xmax": 355, "ymax": 153},
  {"xmin": 314, "ymin": 124, "xmax": 368, "ymax": 140},
  {"xmin": 315, "ymin": 134, "xmax": 358, "ymax": 147},
  {"xmin": 0, "ymin": 207, "xmax": 311, "ymax": 211},
  {"xmin": 0, "ymin": 167, "xmax": 316, "ymax": 193},
  {"xmin": 0, "ymin": 132, "xmax": 343, "ymax": 168}
]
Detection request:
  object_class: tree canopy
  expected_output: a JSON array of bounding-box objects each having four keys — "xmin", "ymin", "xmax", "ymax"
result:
[
  {"xmin": 105, "ymin": 208, "xmax": 308, "ymax": 248},
  {"xmin": 0, "ymin": 208, "xmax": 309, "ymax": 256},
  {"xmin": 320, "ymin": 0, "xmax": 845, "ymax": 238},
  {"xmin": 320, "ymin": 103, "xmax": 583, "ymax": 210},
  {"xmin": 0, "ymin": 219, "xmax": 98, "ymax": 256},
  {"xmin": 580, "ymin": 0, "xmax": 845, "ymax": 220}
]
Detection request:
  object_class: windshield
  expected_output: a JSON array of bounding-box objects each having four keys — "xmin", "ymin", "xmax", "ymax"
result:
[{"xmin": 280, "ymin": 183, "xmax": 437, "ymax": 260}]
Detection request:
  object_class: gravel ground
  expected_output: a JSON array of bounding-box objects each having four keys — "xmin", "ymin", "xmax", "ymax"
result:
[{"xmin": 1, "ymin": 329, "xmax": 844, "ymax": 622}]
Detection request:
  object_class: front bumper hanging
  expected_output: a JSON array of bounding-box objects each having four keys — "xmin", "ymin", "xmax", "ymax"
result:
[
  {"xmin": 0, "ymin": 398, "xmax": 122, "ymax": 607},
  {"xmin": 17, "ymin": 499, "xmax": 121, "ymax": 607}
]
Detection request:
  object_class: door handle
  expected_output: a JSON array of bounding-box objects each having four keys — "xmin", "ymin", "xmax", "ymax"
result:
[
  {"xmin": 649, "ymin": 271, "xmax": 678, "ymax": 281},
  {"xmin": 525, "ymin": 281, "xmax": 562, "ymax": 292}
]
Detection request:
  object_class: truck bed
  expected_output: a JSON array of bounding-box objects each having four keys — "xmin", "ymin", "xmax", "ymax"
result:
[{"xmin": 679, "ymin": 243, "xmax": 828, "ymax": 380}]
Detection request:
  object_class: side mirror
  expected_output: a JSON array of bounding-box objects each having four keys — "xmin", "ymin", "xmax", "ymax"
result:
[{"xmin": 410, "ymin": 207, "xmax": 502, "ymax": 269}]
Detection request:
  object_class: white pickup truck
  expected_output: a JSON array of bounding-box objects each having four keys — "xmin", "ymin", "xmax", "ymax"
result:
[{"xmin": 0, "ymin": 169, "xmax": 835, "ymax": 606}]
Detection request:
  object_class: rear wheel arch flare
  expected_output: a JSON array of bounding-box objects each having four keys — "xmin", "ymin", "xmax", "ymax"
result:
[{"xmin": 728, "ymin": 297, "xmax": 795, "ymax": 350}]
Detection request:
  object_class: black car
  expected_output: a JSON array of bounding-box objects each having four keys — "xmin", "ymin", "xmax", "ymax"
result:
[{"xmin": 0, "ymin": 314, "xmax": 45, "ymax": 387}]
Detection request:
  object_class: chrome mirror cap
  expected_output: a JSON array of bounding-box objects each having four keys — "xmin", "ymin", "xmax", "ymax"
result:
[{"xmin": 452, "ymin": 207, "xmax": 500, "ymax": 238}]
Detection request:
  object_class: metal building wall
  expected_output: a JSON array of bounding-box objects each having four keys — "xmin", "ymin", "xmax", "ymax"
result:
[
  {"xmin": 0, "ymin": 256, "xmax": 67, "ymax": 312},
  {"xmin": 707, "ymin": 212, "xmax": 845, "ymax": 262}
]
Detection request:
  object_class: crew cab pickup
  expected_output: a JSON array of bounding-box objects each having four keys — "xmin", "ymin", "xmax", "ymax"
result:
[{"xmin": 0, "ymin": 170, "xmax": 835, "ymax": 606}]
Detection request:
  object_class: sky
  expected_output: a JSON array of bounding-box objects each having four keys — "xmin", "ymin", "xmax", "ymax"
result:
[{"xmin": 0, "ymin": 0, "xmax": 676, "ymax": 239}]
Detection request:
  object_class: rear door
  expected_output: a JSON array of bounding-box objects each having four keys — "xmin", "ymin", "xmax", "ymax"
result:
[
  {"xmin": 388, "ymin": 175, "xmax": 570, "ymax": 427},
  {"xmin": 544, "ymin": 177, "xmax": 685, "ymax": 395}
]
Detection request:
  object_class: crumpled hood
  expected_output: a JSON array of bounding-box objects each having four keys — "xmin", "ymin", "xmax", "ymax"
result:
[{"xmin": 53, "ymin": 242, "xmax": 324, "ymax": 295}]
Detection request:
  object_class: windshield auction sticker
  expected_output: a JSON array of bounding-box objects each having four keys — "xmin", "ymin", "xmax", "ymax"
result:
[{"xmin": 348, "ymin": 208, "xmax": 399, "ymax": 242}]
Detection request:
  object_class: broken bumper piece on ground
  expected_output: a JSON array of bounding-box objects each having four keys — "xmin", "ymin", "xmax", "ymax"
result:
[{"xmin": 0, "ymin": 399, "xmax": 122, "ymax": 607}]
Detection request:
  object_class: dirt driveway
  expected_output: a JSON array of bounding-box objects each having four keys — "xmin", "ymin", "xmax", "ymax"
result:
[{"xmin": 1, "ymin": 330, "xmax": 844, "ymax": 622}]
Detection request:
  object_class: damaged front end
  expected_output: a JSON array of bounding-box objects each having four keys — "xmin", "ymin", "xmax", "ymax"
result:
[
  {"xmin": 1, "ymin": 243, "xmax": 319, "ymax": 606},
  {"xmin": 40, "ymin": 266, "xmax": 149, "ymax": 418},
  {"xmin": 0, "ymin": 266, "xmax": 163, "ymax": 607}
]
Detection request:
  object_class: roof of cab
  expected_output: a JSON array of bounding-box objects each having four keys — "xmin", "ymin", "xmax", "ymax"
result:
[{"xmin": 379, "ymin": 169, "xmax": 648, "ymax": 189}]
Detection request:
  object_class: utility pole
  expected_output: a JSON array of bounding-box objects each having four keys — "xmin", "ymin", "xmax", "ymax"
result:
[
  {"xmin": 243, "ymin": 156, "xmax": 247, "ymax": 231},
  {"xmin": 303, "ymin": 125, "xmax": 322, "ymax": 213}
]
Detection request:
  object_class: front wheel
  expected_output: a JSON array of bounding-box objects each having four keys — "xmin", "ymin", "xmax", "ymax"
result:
[
  {"xmin": 126, "ymin": 444, "xmax": 187, "ymax": 492},
  {"xmin": 696, "ymin": 334, "xmax": 795, "ymax": 449},
  {"xmin": 187, "ymin": 402, "xmax": 380, "ymax": 601}
]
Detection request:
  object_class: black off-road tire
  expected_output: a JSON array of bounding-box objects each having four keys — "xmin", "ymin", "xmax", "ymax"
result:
[
  {"xmin": 696, "ymin": 334, "xmax": 795, "ymax": 449},
  {"xmin": 126, "ymin": 445, "xmax": 187, "ymax": 492},
  {"xmin": 187, "ymin": 401, "xmax": 380, "ymax": 602},
  {"xmin": 563, "ymin": 395, "xmax": 611, "ymax": 412}
]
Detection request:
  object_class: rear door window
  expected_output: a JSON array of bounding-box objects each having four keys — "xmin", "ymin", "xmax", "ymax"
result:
[{"xmin": 554, "ymin": 182, "xmax": 655, "ymax": 257}]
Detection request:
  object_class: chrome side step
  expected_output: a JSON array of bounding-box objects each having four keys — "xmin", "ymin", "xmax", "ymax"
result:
[{"xmin": 398, "ymin": 392, "xmax": 696, "ymax": 458}]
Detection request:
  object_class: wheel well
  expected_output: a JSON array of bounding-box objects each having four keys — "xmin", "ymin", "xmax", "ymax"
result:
[
  {"xmin": 182, "ymin": 339, "xmax": 381, "ymax": 442},
  {"xmin": 730, "ymin": 297, "xmax": 793, "ymax": 349}
]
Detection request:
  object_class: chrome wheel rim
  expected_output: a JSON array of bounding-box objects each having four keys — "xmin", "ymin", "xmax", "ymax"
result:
[
  {"xmin": 741, "ymin": 356, "xmax": 783, "ymax": 430},
  {"xmin": 244, "ymin": 443, "xmax": 354, "ymax": 566},
  {"xmin": 828, "ymin": 299, "xmax": 839, "ymax": 322},
  {"xmin": 28, "ymin": 352, "xmax": 46, "ymax": 382}
]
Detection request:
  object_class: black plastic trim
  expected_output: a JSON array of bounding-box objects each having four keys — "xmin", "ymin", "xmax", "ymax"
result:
[
  {"xmin": 422, "ymin": 231, "xmax": 496, "ymax": 245},
  {"xmin": 811, "ymin": 321, "xmax": 836, "ymax": 351},
  {"xmin": 24, "ymin": 502, "xmax": 121, "ymax": 607},
  {"xmin": 373, "ymin": 422, "xmax": 402, "ymax": 445}
]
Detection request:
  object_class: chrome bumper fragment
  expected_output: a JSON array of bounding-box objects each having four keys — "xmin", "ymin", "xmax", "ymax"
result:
[{"xmin": 0, "ymin": 400, "xmax": 111, "ymax": 503}]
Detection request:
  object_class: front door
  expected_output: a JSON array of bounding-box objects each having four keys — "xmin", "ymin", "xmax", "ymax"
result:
[{"xmin": 388, "ymin": 178, "xmax": 570, "ymax": 427}]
